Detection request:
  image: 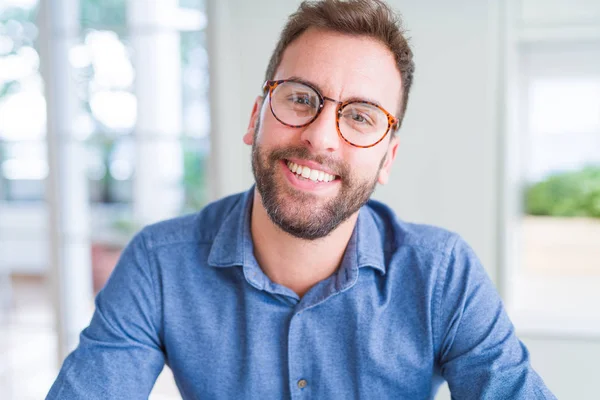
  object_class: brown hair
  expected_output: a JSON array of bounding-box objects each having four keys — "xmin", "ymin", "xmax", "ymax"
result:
[{"xmin": 264, "ymin": 0, "xmax": 415, "ymax": 131}]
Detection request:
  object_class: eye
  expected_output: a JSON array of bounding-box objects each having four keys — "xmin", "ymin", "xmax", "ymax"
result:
[
  {"xmin": 352, "ymin": 113, "xmax": 367, "ymax": 123},
  {"xmin": 286, "ymin": 93, "xmax": 318, "ymax": 110},
  {"xmin": 344, "ymin": 109, "xmax": 374, "ymax": 126},
  {"xmin": 294, "ymin": 96, "xmax": 310, "ymax": 105},
  {"xmin": 290, "ymin": 94, "xmax": 313, "ymax": 105}
]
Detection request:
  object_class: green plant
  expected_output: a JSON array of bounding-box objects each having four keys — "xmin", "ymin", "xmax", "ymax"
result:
[
  {"xmin": 182, "ymin": 148, "xmax": 208, "ymax": 213},
  {"xmin": 111, "ymin": 216, "xmax": 140, "ymax": 237},
  {"xmin": 0, "ymin": 6, "xmax": 38, "ymax": 102},
  {"xmin": 525, "ymin": 166, "xmax": 600, "ymax": 218},
  {"xmin": 85, "ymin": 133, "xmax": 121, "ymax": 203},
  {"xmin": 81, "ymin": 0, "xmax": 127, "ymax": 29}
]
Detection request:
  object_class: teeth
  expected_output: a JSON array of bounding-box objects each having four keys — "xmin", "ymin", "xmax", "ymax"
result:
[{"xmin": 286, "ymin": 161, "xmax": 336, "ymax": 183}]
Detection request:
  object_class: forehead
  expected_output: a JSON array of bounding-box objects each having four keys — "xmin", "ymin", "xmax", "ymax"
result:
[{"xmin": 273, "ymin": 28, "xmax": 402, "ymax": 114}]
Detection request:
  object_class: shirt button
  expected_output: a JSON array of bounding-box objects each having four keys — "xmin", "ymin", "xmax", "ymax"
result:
[{"xmin": 297, "ymin": 379, "xmax": 308, "ymax": 389}]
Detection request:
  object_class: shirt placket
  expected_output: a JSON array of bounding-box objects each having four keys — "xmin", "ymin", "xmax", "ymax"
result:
[{"xmin": 287, "ymin": 309, "xmax": 312, "ymax": 399}]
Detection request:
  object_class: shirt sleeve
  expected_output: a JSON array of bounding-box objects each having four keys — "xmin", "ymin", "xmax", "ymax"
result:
[
  {"xmin": 46, "ymin": 229, "xmax": 165, "ymax": 400},
  {"xmin": 433, "ymin": 235, "xmax": 556, "ymax": 399}
]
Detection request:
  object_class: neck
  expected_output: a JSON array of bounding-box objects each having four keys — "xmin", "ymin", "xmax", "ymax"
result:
[{"xmin": 250, "ymin": 189, "xmax": 358, "ymax": 298}]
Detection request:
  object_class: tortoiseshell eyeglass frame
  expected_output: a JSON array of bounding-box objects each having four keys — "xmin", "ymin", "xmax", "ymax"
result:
[{"xmin": 263, "ymin": 79, "xmax": 399, "ymax": 149}]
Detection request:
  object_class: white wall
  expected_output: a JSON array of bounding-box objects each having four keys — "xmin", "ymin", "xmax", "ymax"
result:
[
  {"xmin": 206, "ymin": 0, "xmax": 295, "ymax": 199},
  {"xmin": 520, "ymin": 0, "xmax": 600, "ymax": 26},
  {"xmin": 373, "ymin": 0, "xmax": 502, "ymax": 284},
  {"xmin": 206, "ymin": 0, "xmax": 600, "ymax": 399},
  {"xmin": 523, "ymin": 337, "xmax": 600, "ymax": 398}
]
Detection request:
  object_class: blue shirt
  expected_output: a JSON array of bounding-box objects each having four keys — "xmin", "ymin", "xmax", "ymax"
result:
[{"xmin": 47, "ymin": 187, "xmax": 555, "ymax": 399}]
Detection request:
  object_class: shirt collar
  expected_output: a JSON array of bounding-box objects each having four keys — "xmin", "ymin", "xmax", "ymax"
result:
[
  {"xmin": 207, "ymin": 187, "xmax": 387, "ymax": 275},
  {"xmin": 206, "ymin": 187, "xmax": 253, "ymax": 268},
  {"xmin": 354, "ymin": 203, "xmax": 387, "ymax": 275}
]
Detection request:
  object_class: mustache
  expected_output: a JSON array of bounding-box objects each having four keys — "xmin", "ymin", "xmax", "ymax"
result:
[{"xmin": 267, "ymin": 146, "xmax": 350, "ymax": 178}]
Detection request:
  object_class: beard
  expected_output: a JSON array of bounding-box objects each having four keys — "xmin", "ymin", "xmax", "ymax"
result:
[{"xmin": 251, "ymin": 126, "xmax": 386, "ymax": 240}]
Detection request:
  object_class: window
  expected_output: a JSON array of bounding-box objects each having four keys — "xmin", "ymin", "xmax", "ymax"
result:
[
  {"xmin": 1, "ymin": 1, "xmax": 209, "ymax": 397},
  {"xmin": 503, "ymin": 2, "xmax": 600, "ymax": 336}
]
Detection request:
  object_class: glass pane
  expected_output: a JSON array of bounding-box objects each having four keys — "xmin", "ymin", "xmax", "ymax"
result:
[
  {"xmin": 70, "ymin": 30, "xmax": 136, "ymax": 138},
  {"xmin": 80, "ymin": 0, "xmax": 127, "ymax": 31},
  {"xmin": 181, "ymin": 30, "xmax": 210, "ymax": 138},
  {"xmin": 182, "ymin": 136, "xmax": 209, "ymax": 213},
  {"xmin": 0, "ymin": 140, "xmax": 47, "ymax": 201},
  {"xmin": 179, "ymin": 0, "xmax": 204, "ymax": 10},
  {"xmin": 1, "ymin": 3, "xmax": 54, "ymax": 400},
  {"xmin": 0, "ymin": 0, "xmax": 45, "ymax": 203}
]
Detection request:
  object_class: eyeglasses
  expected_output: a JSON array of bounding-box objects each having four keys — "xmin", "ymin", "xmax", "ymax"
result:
[{"xmin": 263, "ymin": 79, "xmax": 399, "ymax": 149}]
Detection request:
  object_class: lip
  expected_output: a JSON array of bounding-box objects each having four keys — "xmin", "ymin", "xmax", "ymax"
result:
[
  {"xmin": 285, "ymin": 158, "xmax": 338, "ymax": 177},
  {"xmin": 280, "ymin": 160, "xmax": 340, "ymax": 191}
]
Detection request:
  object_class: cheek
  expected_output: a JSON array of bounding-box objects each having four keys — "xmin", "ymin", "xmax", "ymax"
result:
[
  {"xmin": 257, "ymin": 115, "xmax": 297, "ymax": 148},
  {"xmin": 346, "ymin": 149, "xmax": 386, "ymax": 179}
]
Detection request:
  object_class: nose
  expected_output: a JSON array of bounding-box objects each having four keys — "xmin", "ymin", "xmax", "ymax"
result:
[{"xmin": 299, "ymin": 101, "xmax": 341, "ymax": 153}]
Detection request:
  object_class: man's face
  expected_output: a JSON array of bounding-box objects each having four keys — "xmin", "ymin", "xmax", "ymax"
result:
[{"xmin": 244, "ymin": 28, "xmax": 402, "ymax": 240}]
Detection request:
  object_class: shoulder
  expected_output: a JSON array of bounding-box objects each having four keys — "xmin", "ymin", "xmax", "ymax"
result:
[
  {"xmin": 365, "ymin": 198, "xmax": 484, "ymax": 300},
  {"xmin": 139, "ymin": 191, "xmax": 246, "ymax": 250},
  {"xmin": 365, "ymin": 198, "xmax": 462, "ymax": 260}
]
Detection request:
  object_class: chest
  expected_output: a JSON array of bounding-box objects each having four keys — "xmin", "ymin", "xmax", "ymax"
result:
[{"xmin": 160, "ymin": 272, "xmax": 437, "ymax": 399}]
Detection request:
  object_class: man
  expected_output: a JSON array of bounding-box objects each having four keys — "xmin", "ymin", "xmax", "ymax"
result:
[{"xmin": 47, "ymin": 0, "xmax": 555, "ymax": 399}]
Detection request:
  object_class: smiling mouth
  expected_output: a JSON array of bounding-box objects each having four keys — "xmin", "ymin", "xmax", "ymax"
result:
[{"xmin": 285, "ymin": 160, "xmax": 339, "ymax": 183}]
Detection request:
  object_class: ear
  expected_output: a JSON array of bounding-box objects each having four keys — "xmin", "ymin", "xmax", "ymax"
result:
[
  {"xmin": 377, "ymin": 135, "xmax": 400, "ymax": 185},
  {"xmin": 243, "ymin": 96, "xmax": 263, "ymax": 146}
]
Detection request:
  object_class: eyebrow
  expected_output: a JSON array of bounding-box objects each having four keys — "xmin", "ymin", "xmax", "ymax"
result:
[{"xmin": 286, "ymin": 75, "xmax": 385, "ymax": 109}]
